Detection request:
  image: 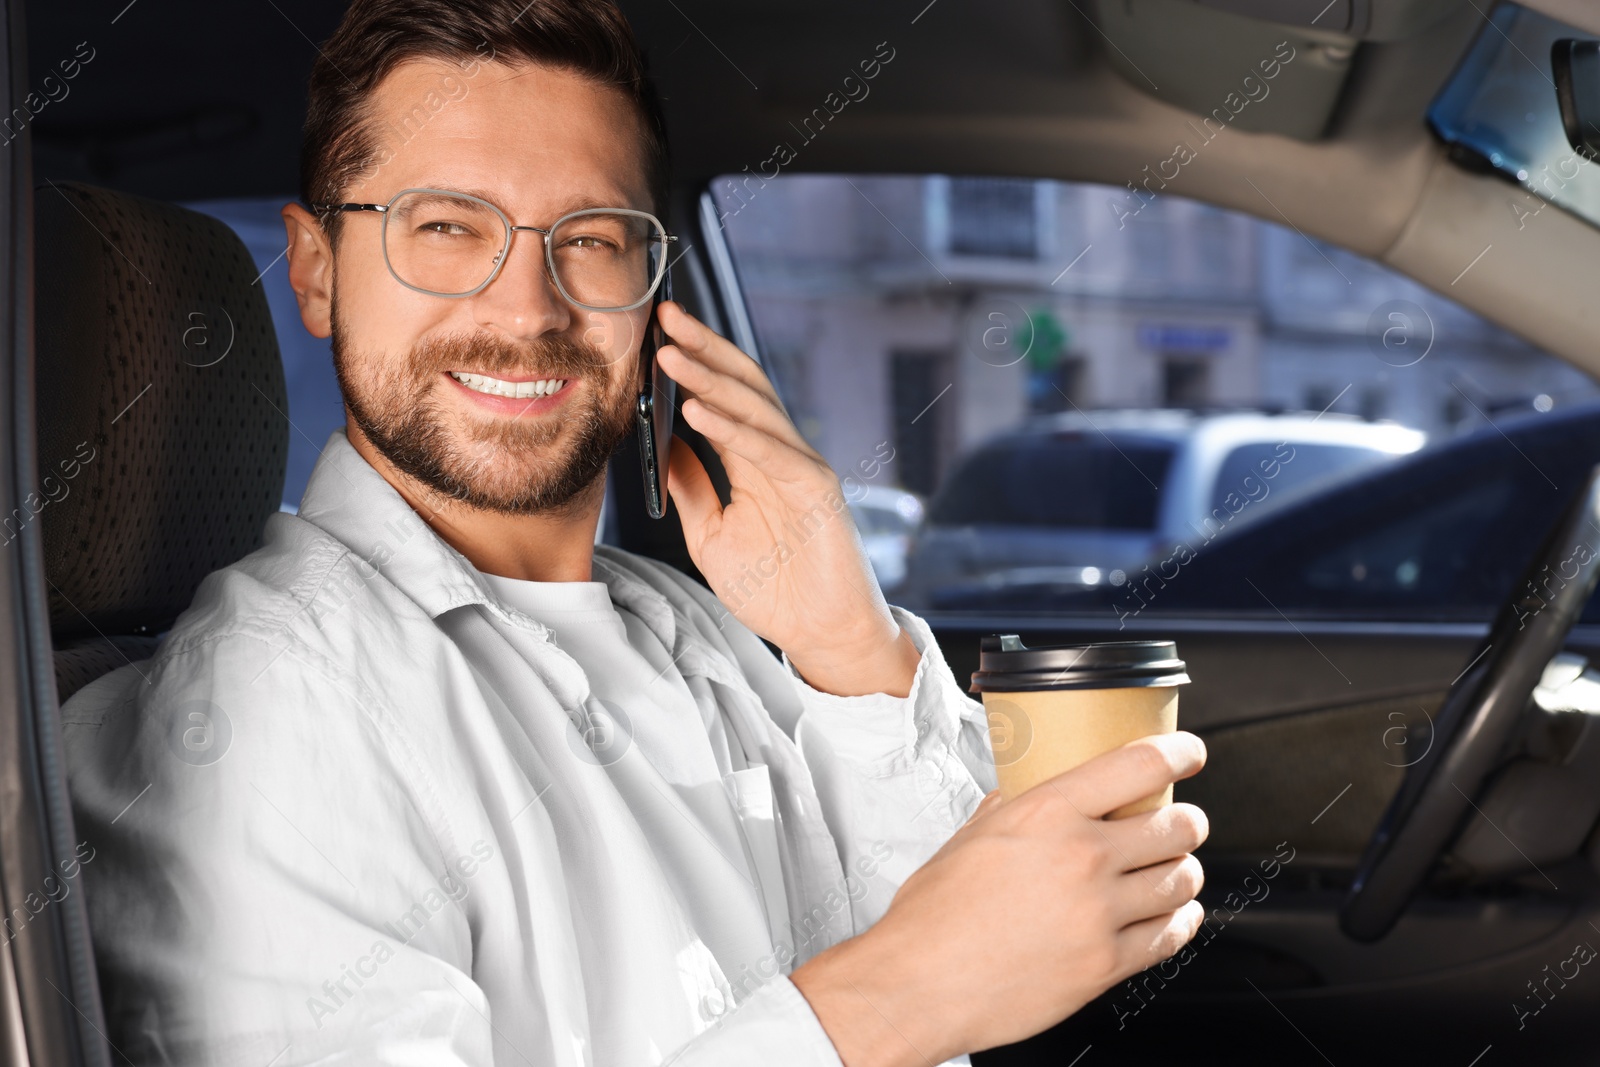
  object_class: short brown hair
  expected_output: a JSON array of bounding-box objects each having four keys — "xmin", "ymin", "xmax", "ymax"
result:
[{"xmin": 300, "ymin": 0, "xmax": 668, "ymax": 242}]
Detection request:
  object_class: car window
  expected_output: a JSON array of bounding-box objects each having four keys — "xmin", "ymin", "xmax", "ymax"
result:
[
  {"xmin": 1093, "ymin": 409, "xmax": 1600, "ymax": 621},
  {"xmin": 928, "ymin": 436, "xmax": 1174, "ymax": 530},
  {"xmin": 852, "ymin": 502, "xmax": 914, "ymax": 538},
  {"xmin": 714, "ymin": 173, "xmax": 1600, "ymax": 623},
  {"xmin": 1301, "ymin": 479, "xmax": 1514, "ymax": 602},
  {"xmin": 1209, "ymin": 441, "xmax": 1403, "ymax": 515}
]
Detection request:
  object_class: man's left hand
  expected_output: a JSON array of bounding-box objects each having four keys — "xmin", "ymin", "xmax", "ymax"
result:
[{"xmin": 655, "ymin": 301, "xmax": 921, "ymax": 699}]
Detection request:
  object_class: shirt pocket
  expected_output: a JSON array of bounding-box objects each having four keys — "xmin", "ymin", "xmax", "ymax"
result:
[{"xmin": 724, "ymin": 763, "xmax": 791, "ymax": 955}]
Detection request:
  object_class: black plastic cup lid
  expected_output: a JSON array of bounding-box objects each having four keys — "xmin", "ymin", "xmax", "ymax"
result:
[{"xmin": 969, "ymin": 635, "xmax": 1190, "ymax": 692}]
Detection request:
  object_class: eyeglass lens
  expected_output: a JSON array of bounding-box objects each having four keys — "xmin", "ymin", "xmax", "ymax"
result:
[{"xmin": 382, "ymin": 191, "xmax": 663, "ymax": 306}]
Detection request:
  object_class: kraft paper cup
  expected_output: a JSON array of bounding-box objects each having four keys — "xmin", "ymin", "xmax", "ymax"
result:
[{"xmin": 971, "ymin": 636, "xmax": 1189, "ymax": 819}]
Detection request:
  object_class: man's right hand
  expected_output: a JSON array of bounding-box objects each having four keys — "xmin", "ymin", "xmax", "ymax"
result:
[{"xmin": 790, "ymin": 731, "xmax": 1210, "ymax": 1066}]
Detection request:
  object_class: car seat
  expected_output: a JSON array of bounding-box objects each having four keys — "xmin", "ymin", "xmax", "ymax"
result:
[{"xmin": 37, "ymin": 181, "xmax": 288, "ymax": 702}]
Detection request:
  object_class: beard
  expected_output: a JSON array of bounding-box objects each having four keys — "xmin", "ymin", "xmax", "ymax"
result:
[{"xmin": 330, "ymin": 304, "xmax": 640, "ymax": 516}]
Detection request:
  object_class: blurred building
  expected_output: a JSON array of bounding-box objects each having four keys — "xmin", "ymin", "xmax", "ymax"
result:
[{"xmin": 717, "ymin": 174, "xmax": 1594, "ymax": 498}]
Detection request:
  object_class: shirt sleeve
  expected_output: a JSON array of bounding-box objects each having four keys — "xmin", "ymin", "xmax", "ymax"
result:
[
  {"xmin": 62, "ymin": 634, "xmax": 497, "ymax": 1067},
  {"xmin": 782, "ymin": 605, "xmax": 998, "ymax": 933},
  {"xmin": 662, "ymin": 975, "xmax": 843, "ymax": 1066},
  {"xmin": 664, "ymin": 974, "xmax": 977, "ymax": 1067}
]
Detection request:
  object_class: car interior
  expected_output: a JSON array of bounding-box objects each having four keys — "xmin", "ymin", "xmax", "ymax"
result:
[{"xmin": 9, "ymin": 0, "xmax": 1600, "ymax": 1064}]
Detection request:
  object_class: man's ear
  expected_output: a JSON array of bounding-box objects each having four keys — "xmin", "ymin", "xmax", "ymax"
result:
[{"xmin": 281, "ymin": 202, "xmax": 334, "ymax": 339}]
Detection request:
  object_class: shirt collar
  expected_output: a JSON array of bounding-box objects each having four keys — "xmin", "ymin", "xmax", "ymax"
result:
[
  {"xmin": 296, "ymin": 430, "xmax": 496, "ymax": 620},
  {"xmin": 295, "ymin": 430, "xmax": 681, "ymax": 654}
]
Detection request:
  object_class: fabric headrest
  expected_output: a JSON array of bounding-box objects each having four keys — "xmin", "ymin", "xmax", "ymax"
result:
[{"xmin": 36, "ymin": 181, "xmax": 288, "ymax": 641}]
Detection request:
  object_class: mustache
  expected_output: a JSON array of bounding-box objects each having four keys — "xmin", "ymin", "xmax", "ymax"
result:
[{"xmin": 413, "ymin": 330, "xmax": 612, "ymax": 381}]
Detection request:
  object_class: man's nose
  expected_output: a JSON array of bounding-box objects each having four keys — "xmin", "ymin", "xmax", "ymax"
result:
[{"xmin": 471, "ymin": 230, "xmax": 572, "ymax": 338}]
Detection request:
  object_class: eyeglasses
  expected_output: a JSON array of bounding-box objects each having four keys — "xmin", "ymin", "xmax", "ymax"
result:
[{"xmin": 310, "ymin": 188, "xmax": 677, "ymax": 311}]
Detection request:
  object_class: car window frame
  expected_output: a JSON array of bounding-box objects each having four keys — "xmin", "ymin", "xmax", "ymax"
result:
[{"xmin": 3, "ymin": 0, "xmax": 112, "ymax": 1059}]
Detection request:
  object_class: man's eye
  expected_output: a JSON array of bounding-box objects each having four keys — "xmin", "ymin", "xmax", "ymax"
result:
[
  {"xmin": 419, "ymin": 220, "xmax": 475, "ymax": 237},
  {"xmin": 566, "ymin": 235, "xmax": 618, "ymax": 251}
]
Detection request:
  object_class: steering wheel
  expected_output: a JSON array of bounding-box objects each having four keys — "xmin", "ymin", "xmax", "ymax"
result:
[{"xmin": 1340, "ymin": 463, "xmax": 1600, "ymax": 942}]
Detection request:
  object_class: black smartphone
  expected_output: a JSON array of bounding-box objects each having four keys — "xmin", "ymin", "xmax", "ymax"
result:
[{"xmin": 635, "ymin": 269, "xmax": 676, "ymax": 520}]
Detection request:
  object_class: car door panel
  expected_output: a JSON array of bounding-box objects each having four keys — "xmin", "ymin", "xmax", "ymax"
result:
[
  {"xmin": 927, "ymin": 616, "xmax": 1521, "ymax": 728},
  {"xmin": 938, "ymin": 615, "xmax": 1600, "ymax": 1066},
  {"xmin": 928, "ymin": 615, "xmax": 1600, "ymax": 854},
  {"xmin": 979, "ymin": 884, "xmax": 1600, "ymax": 1066}
]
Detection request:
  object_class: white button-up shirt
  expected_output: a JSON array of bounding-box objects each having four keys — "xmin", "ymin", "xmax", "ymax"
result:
[{"xmin": 63, "ymin": 430, "xmax": 997, "ymax": 1066}]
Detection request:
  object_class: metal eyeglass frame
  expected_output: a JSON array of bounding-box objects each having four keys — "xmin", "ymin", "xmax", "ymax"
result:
[{"xmin": 309, "ymin": 187, "xmax": 677, "ymax": 312}]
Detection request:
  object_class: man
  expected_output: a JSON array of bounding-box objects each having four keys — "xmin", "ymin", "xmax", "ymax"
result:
[{"xmin": 63, "ymin": 1, "xmax": 1209, "ymax": 1063}]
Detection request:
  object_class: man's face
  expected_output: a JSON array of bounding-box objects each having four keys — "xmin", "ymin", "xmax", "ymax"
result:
[{"xmin": 325, "ymin": 59, "xmax": 655, "ymax": 515}]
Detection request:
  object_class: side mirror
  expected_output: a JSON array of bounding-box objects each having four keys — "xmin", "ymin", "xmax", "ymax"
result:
[{"xmin": 1552, "ymin": 38, "xmax": 1600, "ymax": 160}]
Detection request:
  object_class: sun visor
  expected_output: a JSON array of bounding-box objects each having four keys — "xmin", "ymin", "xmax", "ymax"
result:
[
  {"xmin": 1092, "ymin": 0, "xmax": 1357, "ymax": 140},
  {"xmin": 1190, "ymin": 0, "xmax": 1462, "ymax": 40},
  {"xmin": 1090, "ymin": 0, "xmax": 1451, "ymax": 141}
]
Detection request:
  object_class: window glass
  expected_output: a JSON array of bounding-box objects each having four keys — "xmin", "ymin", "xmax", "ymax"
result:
[
  {"xmin": 715, "ymin": 173, "xmax": 1600, "ymax": 622},
  {"xmin": 1208, "ymin": 441, "xmax": 1407, "ymax": 515},
  {"xmin": 1301, "ymin": 479, "xmax": 1514, "ymax": 602},
  {"xmin": 929, "ymin": 436, "xmax": 1174, "ymax": 530},
  {"xmin": 852, "ymin": 501, "xmax": 916, "ymax": 538}
]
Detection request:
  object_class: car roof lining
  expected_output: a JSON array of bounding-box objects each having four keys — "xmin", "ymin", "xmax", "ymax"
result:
[
  {"xmin": 22, "ymin": 0, "xmax": 1600, "ymax": 376},
  {"xmin": 648, "ymin": 0, "xmax": 1600, "ymax": 378}
]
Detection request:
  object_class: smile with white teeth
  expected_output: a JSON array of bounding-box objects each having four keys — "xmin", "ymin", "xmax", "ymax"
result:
[{"xmin": 448, "ymin": 371, "xmax": 569, "ymax": 400}]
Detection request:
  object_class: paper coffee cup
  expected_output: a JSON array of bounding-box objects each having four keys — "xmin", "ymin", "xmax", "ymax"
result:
[{"xmin": 970, "ymin": 636, "xmax": 1190, "ymax": 818}]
